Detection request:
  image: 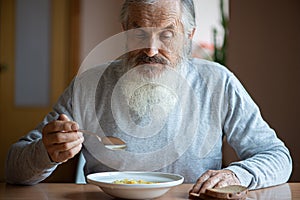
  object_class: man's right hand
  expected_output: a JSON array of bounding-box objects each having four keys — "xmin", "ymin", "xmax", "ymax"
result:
[{"xmin": 42, "ymin": 114, "xmax": 84, "ymax": 163}]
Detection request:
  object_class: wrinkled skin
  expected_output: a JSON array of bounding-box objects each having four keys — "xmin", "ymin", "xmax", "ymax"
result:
[
  {"xmin": 42, "ymin": 114, "xmax": 84, "ymax": 163},
  {"xmin": 190, "ymin": 169, "xmax": 241, "ymax": 194},
  {"xmin": 124, "ymin": 0, "xmax": 187, "ymax": 74}
]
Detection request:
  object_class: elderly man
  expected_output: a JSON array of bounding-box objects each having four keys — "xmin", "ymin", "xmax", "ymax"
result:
[{"xmin": 6, "ymin": 0, "xmax": 292, "ymax": 196}]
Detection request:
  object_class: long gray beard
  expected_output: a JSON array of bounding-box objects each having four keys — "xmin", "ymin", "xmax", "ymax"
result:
[
  {"xmin": 120, "ymin": 67, "xmax": 180, "ymax": 124},
  {"xmin": 119, "ymin": 37, "xmax": 192, "ymax": 123}
]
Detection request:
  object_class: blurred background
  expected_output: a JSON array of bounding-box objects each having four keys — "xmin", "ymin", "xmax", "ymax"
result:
[{"xmin": 0, "ymin": 0, "xmax": 299, "ymax": 183}]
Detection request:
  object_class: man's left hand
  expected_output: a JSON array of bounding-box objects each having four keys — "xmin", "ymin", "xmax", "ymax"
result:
[{"xmin": 190, "ymin": 169, "xmax": 241, "ymax": 194}]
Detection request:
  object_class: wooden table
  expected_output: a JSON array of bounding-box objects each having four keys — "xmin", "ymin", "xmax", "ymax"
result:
[{"xmin": 0, "ymin": 183, "xmax": 299, "ymax": 199}]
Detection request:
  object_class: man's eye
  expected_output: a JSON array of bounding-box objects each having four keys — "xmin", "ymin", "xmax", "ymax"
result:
[
  {"xmin": 133, "ymin": 30, "xmax": 147, "ymax": 39},
  {"xmin": 160, "ymin": 31, "xmax": 174, "ymax": 40}
]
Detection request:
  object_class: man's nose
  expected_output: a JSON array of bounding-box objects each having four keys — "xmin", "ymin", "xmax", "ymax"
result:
[{"xmin": 143, "ymin": 37, "xmax": 159, "ymax": 57}]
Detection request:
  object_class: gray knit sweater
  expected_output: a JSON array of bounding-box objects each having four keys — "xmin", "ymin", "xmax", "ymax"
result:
[{"xmin": 5, "ymin": 58, "xmax": 292, "ymax": 189}]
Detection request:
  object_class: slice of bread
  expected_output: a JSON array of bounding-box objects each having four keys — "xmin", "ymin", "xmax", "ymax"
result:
[{"xmin": 190, "ymin": 185, "xmax": 248, "ymax": 200}]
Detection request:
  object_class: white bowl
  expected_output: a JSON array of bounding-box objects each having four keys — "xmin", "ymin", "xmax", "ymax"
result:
[{"xmin": 86, "ymin": 171, "xmax": 184, "ymax": 199}]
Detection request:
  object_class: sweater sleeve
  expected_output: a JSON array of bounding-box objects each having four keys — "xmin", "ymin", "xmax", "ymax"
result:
[
  {"xmin": 5, "ymin": 81, "xmax": 75, "ymax": 185},
  {"xmin": 222, "ymin": 74, "xmax": 292, "ymax": 189},
  {"xmin": 5, "ymin": 128, "xmax": 59, "ymax": 185}
]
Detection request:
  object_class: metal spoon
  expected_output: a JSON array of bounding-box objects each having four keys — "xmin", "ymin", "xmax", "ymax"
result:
[{"xmin": 79, "ymin": 129, "xmax": 127, "ymax": 150}]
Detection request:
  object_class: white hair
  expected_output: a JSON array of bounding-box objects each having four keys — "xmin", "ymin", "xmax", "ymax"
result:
[{"xmin": 120, "ymin": 0, "xmax": 196, "ymax": 35}]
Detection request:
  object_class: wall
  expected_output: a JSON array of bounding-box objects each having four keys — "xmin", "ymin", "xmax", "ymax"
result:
[
  {"xmin": 227, "ymin": 0, "xmax": 300, "ymax": 181},
  {"xmin": 194, "ymin": 0, "xmax": 229, "ymax": 46},
  {"xmin": 80, "ymin": 0, "xmax": 123, "ymax": 62}
]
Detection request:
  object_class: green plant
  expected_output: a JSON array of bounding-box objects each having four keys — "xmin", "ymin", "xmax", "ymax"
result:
[{"xmin": 213, "ymin": 0, "xmax": 229, "ymax": 66}]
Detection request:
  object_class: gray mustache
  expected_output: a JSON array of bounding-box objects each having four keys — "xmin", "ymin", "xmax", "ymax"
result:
[{"xmin": 136, "ymin": 55, "xmax": 169, "ymax": 65}]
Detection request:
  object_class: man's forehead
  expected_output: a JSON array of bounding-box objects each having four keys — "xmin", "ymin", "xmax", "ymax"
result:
[
  {"xmin": 127, "ymin": 0, "xmax": 181, "ymax": 13},
  {"xmin": 126, "ymin": 0, "xmax": 182, "ymax": 28}
]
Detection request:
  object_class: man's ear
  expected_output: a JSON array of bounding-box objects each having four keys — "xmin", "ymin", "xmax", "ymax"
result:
[{"xmin": 188, "ymin": 28, "xmax": 196, "ymax": 40}]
